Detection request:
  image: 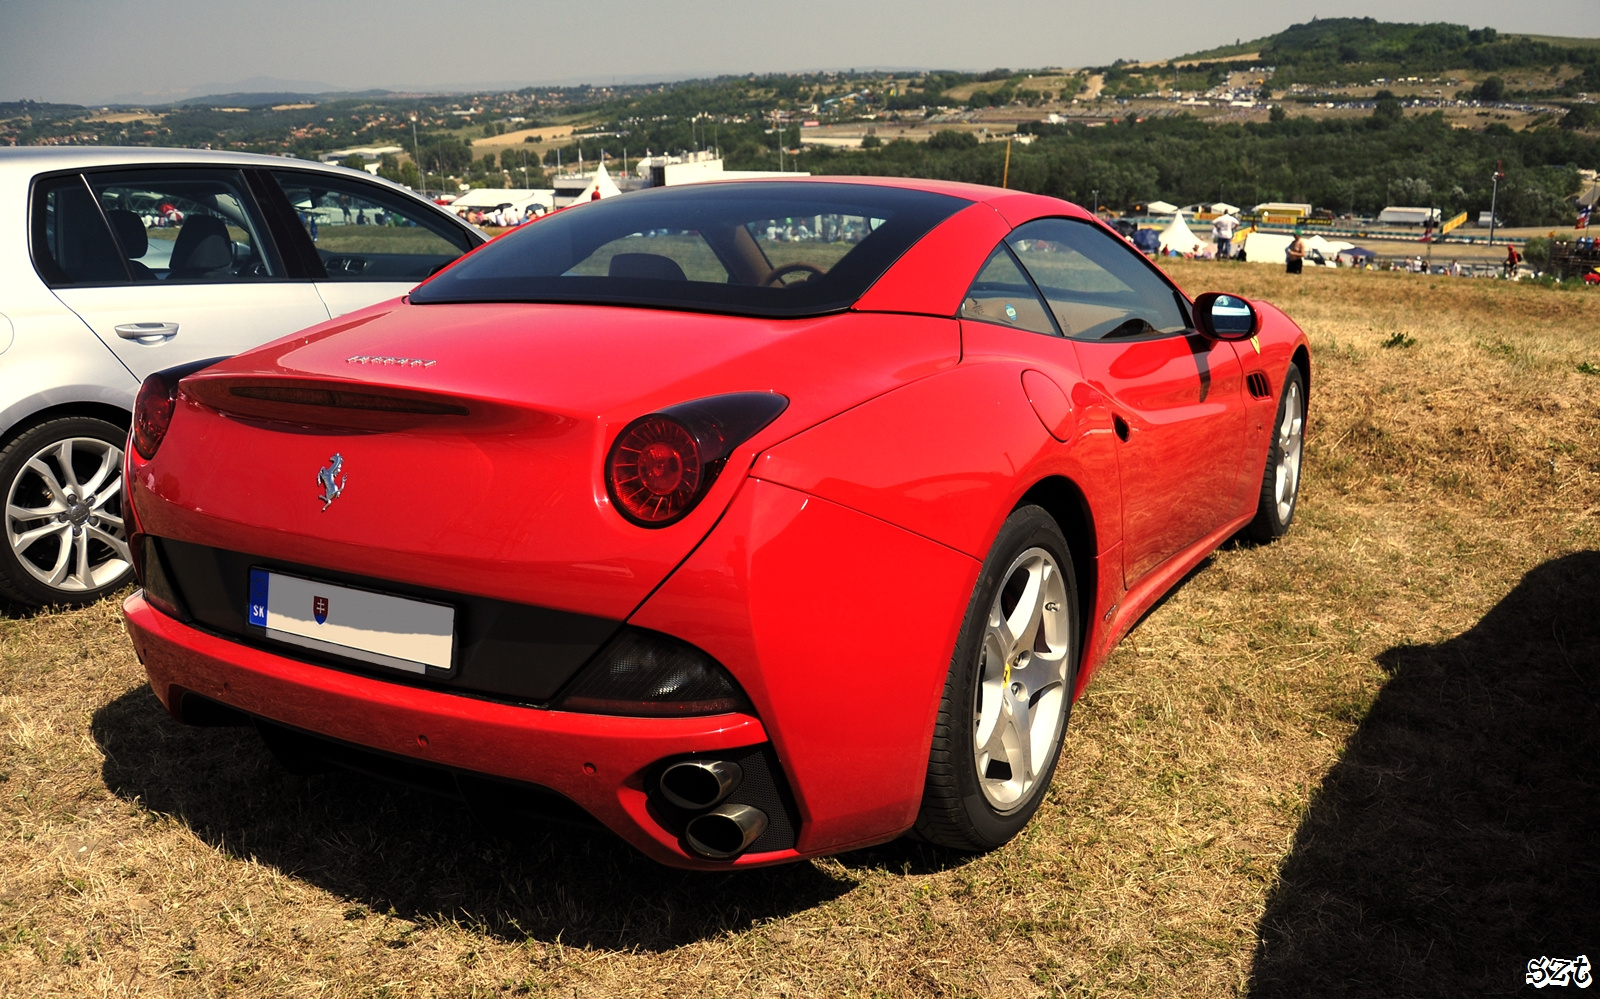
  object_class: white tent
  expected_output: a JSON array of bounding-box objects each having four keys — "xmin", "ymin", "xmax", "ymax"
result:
[
  {"xmin": 1146, "ymin": 200, "xmax": 1180, "ymax": 215},
  {"xmin": 449, "ymin": 188, "xmax": 554, "ymax": 215},
  {"xmin": 1241, "ymin": 232, "xmax": 1353, "ymax": 267},
  {"xmin": 564, "ymin": 162, "xmax": 621, "ymax": 204},
  {"xmin": 1157, "ymin": 212, "xmax": 1206, "ymax": 255},
  {"xmin": 1209, "ymin": 201, "xmax": 1241, "ymax": 215}
]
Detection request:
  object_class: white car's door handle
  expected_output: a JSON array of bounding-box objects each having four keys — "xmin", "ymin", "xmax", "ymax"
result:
[{"xmin": 114, "ymin": 322, "xmax": 179, "ymax": 343}]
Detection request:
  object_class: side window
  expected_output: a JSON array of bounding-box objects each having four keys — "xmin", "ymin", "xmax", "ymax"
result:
[
  {"xmin": 565, "ymin": 229, "xmax": 729, "ymax": 283},
  {"xmin": 85, "ymin": 169, "xmax": 278, "ymax": 282},
  {"xmin": 270, "ymin": 171, "xmax": 472, "ymax": 281},
  {"xmin": 1006, "ymin": 218, "xmax": 1189, "ymax": 340},
  {"xmin": 31, "ymin": 174, "xmax": 128, "ymax": 286},
  {"xmin": 958, "ymin": 243, "xmax": 1058, "ymax": 336}
]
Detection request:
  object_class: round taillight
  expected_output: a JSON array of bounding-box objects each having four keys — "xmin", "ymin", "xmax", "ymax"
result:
[
  {"xmin": 132, "ymin": 373, "xmax": 178, "ymax": 460},
  {"xmin": 606, "ymin": 415, "xmax": 703, "ymax": 526}
]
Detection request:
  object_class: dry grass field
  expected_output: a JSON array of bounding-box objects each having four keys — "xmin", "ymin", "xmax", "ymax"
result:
[{"xmin": 2, "ymin": 264, "xmax": 1598, "ymax": 997}]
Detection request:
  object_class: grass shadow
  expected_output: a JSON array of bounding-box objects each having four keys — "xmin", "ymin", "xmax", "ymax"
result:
[
  {"xmin": 89, "ymin": 688, "xmax": 854, "ymax": 951},
  {"xmin": 1249, "ymin": 551, "xmax": 1600, "ymax": 997},
  {"xmin": 832, "ymin": 836, "xmax": 982, "ymax": 876}
]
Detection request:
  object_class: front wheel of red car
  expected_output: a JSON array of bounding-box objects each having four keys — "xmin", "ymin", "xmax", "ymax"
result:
[
  {"xmin": 1247, "ymin": 363, "xmax": 1306, "ymax": 542},
  {"xmin": 914, "ymin": 505, "xmax": 1079, "ymax": 851}
]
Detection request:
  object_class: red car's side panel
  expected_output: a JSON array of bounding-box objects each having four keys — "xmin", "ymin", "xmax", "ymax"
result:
[
  {"xmin": 852, "ymin": 202, "xmax": 1011, "ymax": 317},
  {"xmin": 628, "ymin": 479, "xmax": 981, "ymax": 855},
  {"xmin": 752, "ymin": 360, "xmax": 1121, "ymax": 562},
  {"xmin": 983, "ymin": 191, "xmax": 1097, "ymax": 229},
  {"xmin": 123, "ymin": 593, "xmax": 775, "ymax": 869},
  {"xmin": 1069, "ymin": 333, "xmax": 1248, "ymax": 584}
]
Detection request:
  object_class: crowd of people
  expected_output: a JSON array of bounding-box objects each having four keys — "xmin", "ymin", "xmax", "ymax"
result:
[{"xmin": 458, "ymin": 204, "xmax": 546, "ymax": 228}]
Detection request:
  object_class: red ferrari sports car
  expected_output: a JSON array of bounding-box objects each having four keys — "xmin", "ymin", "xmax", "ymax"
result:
[{"xmin": 121, "ymin": 178, "xmax": 1309, "ymax": 868}]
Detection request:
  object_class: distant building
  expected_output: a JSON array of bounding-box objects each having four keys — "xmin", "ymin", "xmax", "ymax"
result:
[
  {"xmin": 317, "ymin": 145, "xmax": 405, "ymax": 174},
  {"xmin": 1253, "ymin": 202, "xmax": 1313, "ymax": 218},
  {"xmin": 1378, "ymin": 206, "xmax": 1442, "ymax": 226},
  {"xmin": 635, "ymin": 150, "xmax": 808, "ymax": 188}
]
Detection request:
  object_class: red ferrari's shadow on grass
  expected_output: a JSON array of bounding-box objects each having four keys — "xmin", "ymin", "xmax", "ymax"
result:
[
  {"xmin": 1249, "ymin": 551, "xmax": 1600, "ymax": 997},
  {"xmin": 89, "ymin": 690, "xmax": 853, "ymax": 950}
]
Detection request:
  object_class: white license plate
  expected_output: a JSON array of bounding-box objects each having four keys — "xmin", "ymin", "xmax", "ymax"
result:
[{"xmin": 247, "ymin": 568, "xmax": 455, "ymax": 674}]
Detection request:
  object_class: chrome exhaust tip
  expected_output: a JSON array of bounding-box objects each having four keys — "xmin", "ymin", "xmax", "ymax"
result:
[
  {"xmin": 659, "ymin": 759, "xmax": 742, "ymax": 810},
  {"xmin": 684, "ymin": 803, "xmax": 769, "ymax": 859}
]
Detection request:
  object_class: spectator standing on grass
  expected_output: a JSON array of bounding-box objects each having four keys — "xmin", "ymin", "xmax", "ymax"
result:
[
  {"xmin": 1286, "ymin": 231, "xmax": 1306, "ymax": 274},
  {"xmin": 1505, "ymin": 244, "xmax": 1521, "ymax": 278},
  {"xmin": 1212, "ymin": 213, "xmax": 1239, "ymax": 259},
  {"xmin": 1450, "ymin": 259, "xmax": 1461, "ymax": 277}
]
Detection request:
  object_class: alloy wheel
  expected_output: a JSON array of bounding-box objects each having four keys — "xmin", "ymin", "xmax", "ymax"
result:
[
  {"xmin": 1274, "ymin": 379, "xmax": 1305, "ymax": 523},
  {"xmin": 972, "ymin": 546, "xmax": 1072, "ymax": 811},
  {"xmin": 5, "ymin": 436, "xmax": 131, "ymax": 593}
]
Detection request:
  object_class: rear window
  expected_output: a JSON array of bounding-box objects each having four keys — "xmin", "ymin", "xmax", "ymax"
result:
[{"xmin": 409, "ymin": 182, "xmax": 968, "ymax": 317}]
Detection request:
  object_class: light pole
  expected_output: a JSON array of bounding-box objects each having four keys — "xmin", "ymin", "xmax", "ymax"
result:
[
  {"xmin": 411, "ymin": 113, "xmax": 422, "ymax": 198},
  {"xmin": 1487, "ymin": 161, "xmax": 1504, "ymax": 246},
  {"xmin": 1092, "ymin": 188, "xmax": 1099, "ymax": 216}
]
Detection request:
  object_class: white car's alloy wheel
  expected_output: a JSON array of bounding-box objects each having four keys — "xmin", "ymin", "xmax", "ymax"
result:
[
  {"xmin": 973, "ymin": 546, "xmax": 1072, "ymax": 811},
  {"xmin": 5, "ymin": 434, "xmax": 131, "ymax": 595}
]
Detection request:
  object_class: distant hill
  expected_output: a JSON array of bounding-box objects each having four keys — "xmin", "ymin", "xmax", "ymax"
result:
[
  {"xmin": 1177, "ymin": 18, "xmax": 1600, "ymax": 92},
  {"xmin": 163, "ymin": 90, "xmax": 395, "ymax": 109},
  {"xmin": 0, "ymin": 100, "xmax": 86, "ymax": 118}
]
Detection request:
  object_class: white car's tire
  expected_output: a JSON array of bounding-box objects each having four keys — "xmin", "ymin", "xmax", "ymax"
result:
[{"xmin": 0, "ymin": 417, "xmax": 134, "ymax": 607}]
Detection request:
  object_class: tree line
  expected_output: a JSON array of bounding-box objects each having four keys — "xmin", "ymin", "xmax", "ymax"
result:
[{"xmin": 770, "ymin": 109, "xmax": 1597, "ymax": 227}]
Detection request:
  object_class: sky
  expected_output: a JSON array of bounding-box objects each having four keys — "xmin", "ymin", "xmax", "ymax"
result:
[{"xmin": 1, "ymin": 0, "xmax": 1597, "ymax": 105}]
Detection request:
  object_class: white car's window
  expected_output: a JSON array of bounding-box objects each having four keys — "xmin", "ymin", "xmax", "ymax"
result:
[
  {"xmin": 86, "ymin": 169, "xmax": 279, "ymax": 282},
  {"xmin": 270, "ymin": 171, "xmax": 472, "ymax": 281},
  {"xmin": 31, "ymin": 174, "xmax": 129, "ymax": 286},
  {"xmin": 1006, "ymin": 218, "xmax": 1189, "ymax": 340},
  {"xmin": 959, "ymin": 243, "xmax": 1058, "ymax": 337}
]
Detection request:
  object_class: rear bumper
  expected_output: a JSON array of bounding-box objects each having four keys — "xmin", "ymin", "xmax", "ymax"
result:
[{"xmin": 123, "ymin": 593, "xmax": 786, "ymax": 869}]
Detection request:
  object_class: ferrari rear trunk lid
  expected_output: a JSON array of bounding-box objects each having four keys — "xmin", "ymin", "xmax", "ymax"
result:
[{"xmin": 133, "ymin": 301, "xmax": 958, "ymax": 621}]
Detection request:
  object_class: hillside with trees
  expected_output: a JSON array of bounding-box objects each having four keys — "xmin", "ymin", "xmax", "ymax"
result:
[
  {"xmin": 4, "ymin": 17, "xmax": 1596, "ymax": 224},
  {"xmin": 782, "ymin": 110, "xmax": 1594, "ymax": 226},
  {"xmin": 1180, "ymin": 17, "xmax": 1600, "ymax": 93}
]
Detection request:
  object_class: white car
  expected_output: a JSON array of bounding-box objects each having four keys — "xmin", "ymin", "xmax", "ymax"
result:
[{"xmin": 0, "ymin": 147, "xmax": 486, "ymax": 606}]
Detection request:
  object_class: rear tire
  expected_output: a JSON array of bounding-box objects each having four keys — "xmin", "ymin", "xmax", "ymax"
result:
[
  {"xmin": 1247, "ymin": 364, "xmax": 1305, "ymax": 543},
  {"xmin": 0, "ymin": 417, "xmax": 134, "ymax": 607},
  {"xmin": 913, "ymin": 505, "xmax": 1079, "ymax": 851}
]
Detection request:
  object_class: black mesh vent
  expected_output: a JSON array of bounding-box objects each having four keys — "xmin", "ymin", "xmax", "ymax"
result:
[
  {"xmin": 1247, "ymin": 372, "xmax": 1272, "ymax": 399},
  {"xmin": 647, "ymin": 744, "xmax": 799, "ymax": 854},
  {"xmin": 153, "ymin": 538, "xmax": 620, "ymax": 705},
  {"xmin": 558, "ymin": 628, "xmax": 749, "ymax": 715}
]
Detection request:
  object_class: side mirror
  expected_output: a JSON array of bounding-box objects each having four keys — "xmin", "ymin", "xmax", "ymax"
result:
[{"xmin": 1192, "ymin": 292, "xmax": 1260, "ymax": 340}]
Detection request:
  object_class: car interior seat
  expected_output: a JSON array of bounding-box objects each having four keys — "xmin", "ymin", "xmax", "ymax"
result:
[
  {"xmin": 608, "ymin": 252, "xmax": 688, "ymax": 282},
  {"xmin": 167, "ymin": 215, "xmax": 235, "ymax": 279},
  {"xmin": 49, "ymin": 187, "xmax": 127, "ymax": 284},
  {"xmin": 104, "ymin": 209, "xmax": 155, "ymax": 281}
]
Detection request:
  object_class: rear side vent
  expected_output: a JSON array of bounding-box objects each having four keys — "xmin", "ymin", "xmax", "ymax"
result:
[{"xmin": 1246, "ymin": 372, "xmax": 1272, "ymax": 399}]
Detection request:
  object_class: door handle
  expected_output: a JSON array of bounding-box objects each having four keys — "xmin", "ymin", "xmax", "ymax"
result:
[{"xmin": 114, "ymin": 322, "xmax": 179, "ymax": 344}]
